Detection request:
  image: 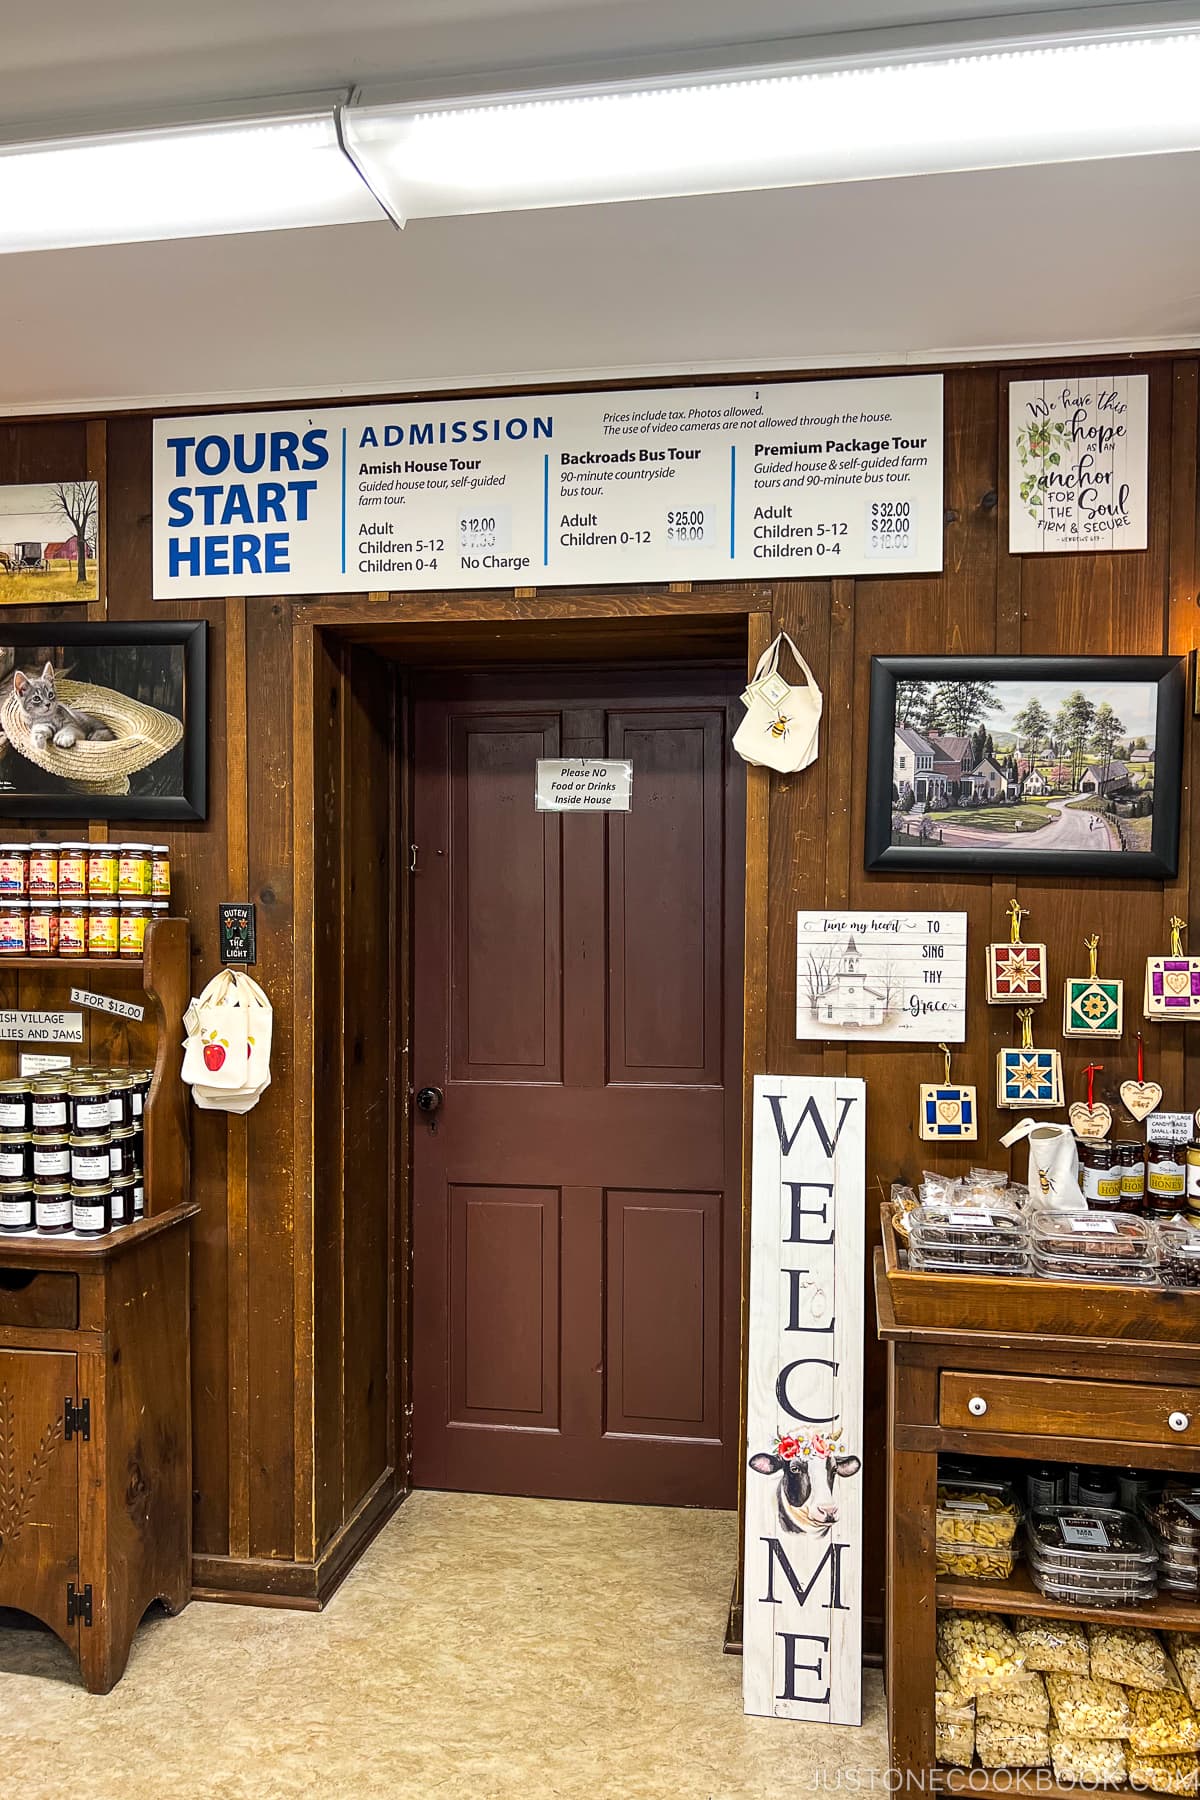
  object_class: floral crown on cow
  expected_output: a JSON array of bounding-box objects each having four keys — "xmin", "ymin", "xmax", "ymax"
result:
[{"xmin": 774, "ymin": 1426, "xmax": 845, "ymax": 1461}]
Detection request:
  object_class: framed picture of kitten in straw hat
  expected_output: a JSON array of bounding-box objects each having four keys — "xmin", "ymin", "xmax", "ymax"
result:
[{"xmin": 0, "ymin": 622, "xmax": 206, "ymax": 820}]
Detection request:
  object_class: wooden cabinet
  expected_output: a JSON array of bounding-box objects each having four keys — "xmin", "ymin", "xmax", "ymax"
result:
[
  {"xmin": 0, "ymin": 1207, "xmax": 197, "ymax": 1692},
  {"xmin": 875, "ymin": 1247, "xmax": 1200, "ymax": 1796}
]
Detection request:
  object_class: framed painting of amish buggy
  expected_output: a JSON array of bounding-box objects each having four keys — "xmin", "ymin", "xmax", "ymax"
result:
[
  {"xmin": 866, "ymin": 654, "xmax": 1183, "ymax": 878},
  {"xmin": 0, "ymin": 622, "xmax": 206, "ymax": 820},
  {"xmin": 0, "ymin": 481, "xmax": 100, "ymax": 604}
]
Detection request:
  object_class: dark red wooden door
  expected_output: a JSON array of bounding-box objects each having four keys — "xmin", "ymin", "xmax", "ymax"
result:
[{"xmin": 410, "ymin": 665, "xmax": 744, "ymax": 1506}]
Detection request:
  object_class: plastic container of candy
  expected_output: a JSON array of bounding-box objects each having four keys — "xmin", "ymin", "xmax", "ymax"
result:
[{"xmin": 1026, "ymin": 1504, "xmax": 1159, "ymax": 1573}]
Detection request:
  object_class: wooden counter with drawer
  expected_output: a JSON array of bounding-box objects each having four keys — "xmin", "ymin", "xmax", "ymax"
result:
[
  {"xmin": 874, "ymin": 1237, "xmax": 1200, "ymax": 1797},
  {"xmin": 0, "ymin": 1205, "xmax": 198, "ymax": 1693}
]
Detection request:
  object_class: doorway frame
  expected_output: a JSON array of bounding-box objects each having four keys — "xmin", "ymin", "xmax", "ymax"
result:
[{"xmin": 290, "ymin": 586, "xmax": 773, "ymax": 1628}]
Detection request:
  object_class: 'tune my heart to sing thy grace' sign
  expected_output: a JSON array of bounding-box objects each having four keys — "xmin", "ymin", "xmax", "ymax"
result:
[{"xmin": 743, "ymin": 1074, "xmax": 866, "ymax": 1728}]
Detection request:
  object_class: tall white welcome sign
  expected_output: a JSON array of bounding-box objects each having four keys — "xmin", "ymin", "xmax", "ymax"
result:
[{"xmin": 743, "ymin": 1075, "xmax": 866, "ymax": 1727}]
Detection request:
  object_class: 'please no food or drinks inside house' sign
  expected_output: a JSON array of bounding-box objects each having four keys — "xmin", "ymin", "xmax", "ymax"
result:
[{"xmin": 743, "ymin": 1075, "xmax": 866, "ymax": 1728}]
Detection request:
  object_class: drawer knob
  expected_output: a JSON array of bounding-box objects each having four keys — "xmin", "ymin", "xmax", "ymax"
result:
[
  {"xmin": 1169, "ymin": 1411, "xmax": 1191, "ymax": 1434},
  {"xmin": 967, "ymin": 1395, "xmax": 989, "ymax": 1418}
]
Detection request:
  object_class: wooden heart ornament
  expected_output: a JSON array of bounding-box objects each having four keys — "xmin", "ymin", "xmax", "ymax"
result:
[
  {"xmin": 1069, "ymin": 1101, "xmax": 1112, "ymax": 1139},
  {"xmin": 1122, "ymin": 1079, "xmax": 1163, "ymax": 1122}
]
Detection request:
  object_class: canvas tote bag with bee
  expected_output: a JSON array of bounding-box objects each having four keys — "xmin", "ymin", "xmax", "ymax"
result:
[{"xmin": 732, "ymin": 631, "xmax": 823, "ymax": 773}]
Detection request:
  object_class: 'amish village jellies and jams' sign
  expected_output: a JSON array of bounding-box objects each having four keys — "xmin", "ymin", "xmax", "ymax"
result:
[
  {"xmin": 150, "ymin": 375, "xmax": 943, "ymax": 597},
  {"xmin": 744, "ymin": 1075, "xmax": 866, "ymax": 1728}
]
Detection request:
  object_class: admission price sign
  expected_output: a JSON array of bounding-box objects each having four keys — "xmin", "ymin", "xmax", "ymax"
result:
[{"xmin": 151, "ymin": 375, "xmax": 943, "ymax": 597}]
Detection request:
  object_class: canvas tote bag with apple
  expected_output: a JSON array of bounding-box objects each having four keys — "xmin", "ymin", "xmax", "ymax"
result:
[{"xmin": 181, "ymin": 968, "xmax": 274, "ymax": 1113}]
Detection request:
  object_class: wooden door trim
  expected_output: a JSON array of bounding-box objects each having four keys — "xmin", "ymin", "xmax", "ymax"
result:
[{"xmin": 291, "ymin": 589, "xmax": 772, "ymax": 1564}]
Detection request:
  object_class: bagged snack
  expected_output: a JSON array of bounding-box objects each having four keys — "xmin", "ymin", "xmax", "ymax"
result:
[
  {"xmin": 936, "ymin": 1718, "xmax": 976, "ymax": 1768},
  {"xmin": 975, "ymin": 1720, "xmax": 1050, "ymax": 1768},
  {"xmin": 1088, "ymin": 1624, "xmax": 1175, "ymax": 1692},
  {"xmin": 977, "ymin": 1671, "xmax": 1050, "ymax": 1728},
  {"xmin": 1050, "ymin": 1728, "xmax": 1128, "ymax": 1787},
  {"xmin": 938, "ymin": 1612, "xmax": 1026, "ymax": 1695},
  {"xmin": 1013, "ymin": 1615, "xmax": 1090, "ymax": 1677},
  {"xmin": 1126, "ymin": 1751, "xmax": 1199, "ymax": 1796},
  {"xmin": 1046, "ymin": 1673, "xmax": 1133, "ymax": 1739},
  {"xmin": 1168, "ymin": 1636, "xmax": 1200, "ymax": 1712},
  {"xmin": 935, "ymin": 1657, "xmax": 974, "ymax": 1720},
  {"xmin": 1130, "ymin": 1678, "xmax": 1200, "ymax": 1756}
]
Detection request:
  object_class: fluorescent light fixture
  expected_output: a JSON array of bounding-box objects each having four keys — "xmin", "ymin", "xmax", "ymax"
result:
[
  {"xmin": 0, "ymin": 108, "xmax": 382, "ymax": 253},
  {"xmin": 342, "ymin": 32, "xmax": 1200, "ymax": 222}
]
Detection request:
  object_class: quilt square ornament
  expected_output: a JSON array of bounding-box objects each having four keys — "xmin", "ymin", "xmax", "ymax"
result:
[
  {"xmin": 918, "ymin": 1043, "xmax": 978, "ymax": 1141},
  {"xmin": 997, "ymin": 1008, "xmax": 1063, "ymax": 1110},
  {"xmin": 1063, "ymin": 933, "xmax": 1124, "ymax": 1039},
  {"xmin": 1145, "ymin": 917, "xmax": 1200, "ymax": 1020},
  {"xmin": 987, "ymin": 899, "xmax": 1048, "ymax": 1005}
]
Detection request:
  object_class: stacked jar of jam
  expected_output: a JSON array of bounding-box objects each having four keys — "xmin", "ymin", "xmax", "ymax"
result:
[{"xmin": 0, "ymin": 839, "xmax": 170, "ymax": 957}]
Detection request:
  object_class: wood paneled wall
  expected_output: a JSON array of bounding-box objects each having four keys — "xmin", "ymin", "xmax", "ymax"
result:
[{"xmin": 1, "ymin": 355, "xmax": 1195, "ymax": 1622}]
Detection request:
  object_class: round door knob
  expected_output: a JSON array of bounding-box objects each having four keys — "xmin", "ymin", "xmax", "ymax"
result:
[
  {"xmin": 415, "ymin": 1086, "xmax": 444, "ymax": 1114},
  {"xmin": 967, "ymin": 1395, "xmax": 988, "ymax": 1418},
  {"xmin": 1169, "ymin": 1411, "xmax": 1191, "ymax": 1433}
]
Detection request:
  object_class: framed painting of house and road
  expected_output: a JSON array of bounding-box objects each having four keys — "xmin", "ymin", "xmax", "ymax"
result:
[{"xmin": 865, "ymin": 655, "xmax": 1184, "ymax": 878}]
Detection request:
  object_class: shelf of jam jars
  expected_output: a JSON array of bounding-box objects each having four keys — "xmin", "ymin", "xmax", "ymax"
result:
[{"xmin": 0, "ymin": 915, "xmax": 190, "ymax": 1229}]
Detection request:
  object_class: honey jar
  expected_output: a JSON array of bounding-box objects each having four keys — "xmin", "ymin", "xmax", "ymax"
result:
[{"xmin": 1147, "ymin": 1141, "xmax": 1187, "ymax": 1215}]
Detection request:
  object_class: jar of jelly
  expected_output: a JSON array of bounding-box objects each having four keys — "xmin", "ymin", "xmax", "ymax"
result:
[
  {"xmin": 151, "ymin": 845, "xmax": 171, "ymax": 898},
  {"xmin": 0, "ymin": 1130, "xmax": 32, "ymax": 1181},
  {"xmin": 59, "ymin": 901, "xmax": 89, "ymax": 956},
  {"xmin": 119, "ymin": 901, "xmax": 152, "ymax": 958},
  {"xmin": 70, "ymin": 1081, "xmax": 111, "ymax": 1134},
  {"xmin": 88, "ymin": 899, "xmax": 119, "ymax": 957},
  {"xmin": 133, "ymin": 1173, "xmax": 145, "ymax": 1218},
  {"xmin": 107, "ymin": 1076, "xmax": 134, "ymax": 1130},
  {"xmin": 0, "ymin": 899, "xmax": 29, "ymax": 954},
  {"xmin": 87, "ymin": 843, "xmax": 118, "ymax": 899},
  {"xmin": 71, "ymin": 1179, "xmax": 111, "ymax": 1237},
  {"xmin": 130, "ymin": 1069, "xmax": 152, "ymax": 1123},
  {"xmin": 1080, "ymin": 1141, "xmax": 1122, "ymax": 1209},
  {"xmin": 109, "ymin": 1125, "xmax": 136, "ymax": 1179},
  {"xmin": 28, "ymin": 843, "xmax": 58, "ymax": 899},
  {"xmin": 70, "ymin": 1131, "xmax": 111, "ymax": 1185},
  {"xmin": 31, "ymin": 1077, "xmax": 69, "ymax": 1134},
  {"xmin": 29, "ymin": 901, "xmax": 59, "ymax": 957},
  {"xmin": 1147, "ymin": 1140, "xmax": 1187, "ymax": 1215},
  {"xmin": 0, "ymin": 1179, "xmax": 33, "ymax": 1234},
  {"xmin": 0, "ymin": 844, "xmax": 29, "ymax": 895},
  {"xmin": 35, "ymin": 1179, "xmax": 72, "ymax": 1234},
  {"xmin": 32, "ymin": 1131, "xmax": 70, "ymax": 1180},
  {"xmin": 0, "ymin": 1080, "xmax": 31, "ymax": 1132},
  {"xmin": 58, "ymin": 842, "xmax": 89, "ymax": 898},
  {"xmin": 110, "ymin": 1172, "xmax": 135, "ymax": 1226}
]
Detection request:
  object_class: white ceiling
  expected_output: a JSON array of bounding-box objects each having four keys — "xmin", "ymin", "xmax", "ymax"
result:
[{"xmin": 1, "ymin": 1, "xmax": 1198, "ymax": 415}]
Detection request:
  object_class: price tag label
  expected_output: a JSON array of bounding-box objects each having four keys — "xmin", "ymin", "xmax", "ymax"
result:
[
  {"xmin": 665, "ymin": 506, "xmax": 713, "ymax": 545},
  {"xmin": 1059, "ymin": 1516, "xmax": 1110, "ymax": 1549},
  {"xmin": 866, "ymin": 499, "xmax": 916, "ymax": 555},
  {"xmin": 948, "ymin": 1209, "xmax": 992, "ymax": 1226},
  {"xmin": 1071, "ymin": 1217, "xmax": 1117, "ymax": 1234},
  {"xmin": 458, "ymin": 506, "xmax": 512, "ymax": 555},
  {"xmin": 1148, "ymin": 1112, "xmax": 1194, "ymax": 1146}
]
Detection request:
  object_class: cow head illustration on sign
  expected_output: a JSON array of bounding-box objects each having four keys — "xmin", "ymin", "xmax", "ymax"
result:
[{"xmin": 749, "ymin": 1428, "xmax": 862, "ymax": 1537}]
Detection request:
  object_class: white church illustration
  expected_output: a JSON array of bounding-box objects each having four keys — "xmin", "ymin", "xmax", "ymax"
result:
[{"xmin": 820, "ymin": 936, "xmax": 888, "ymax": 1028}]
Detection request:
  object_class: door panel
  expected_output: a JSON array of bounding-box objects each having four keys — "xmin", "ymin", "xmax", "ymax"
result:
[
  {"xmin": 411, "ymin": 664, "xmax": 744, "ymax": 1506},
  {"xmin": 0, "ymin": 1348, "xmax": 78, "ymax": 1652}
]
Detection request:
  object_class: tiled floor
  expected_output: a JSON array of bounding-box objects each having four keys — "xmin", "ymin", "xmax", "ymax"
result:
[{"xmin": 1, "ymin": 1490, "xmax": 886, "ymax": 1798}]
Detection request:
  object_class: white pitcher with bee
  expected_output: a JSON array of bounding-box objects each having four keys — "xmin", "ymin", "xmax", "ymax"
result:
[{"xmin": 732, "ymin": 632, "xmax": 823, "ymax": 773}]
